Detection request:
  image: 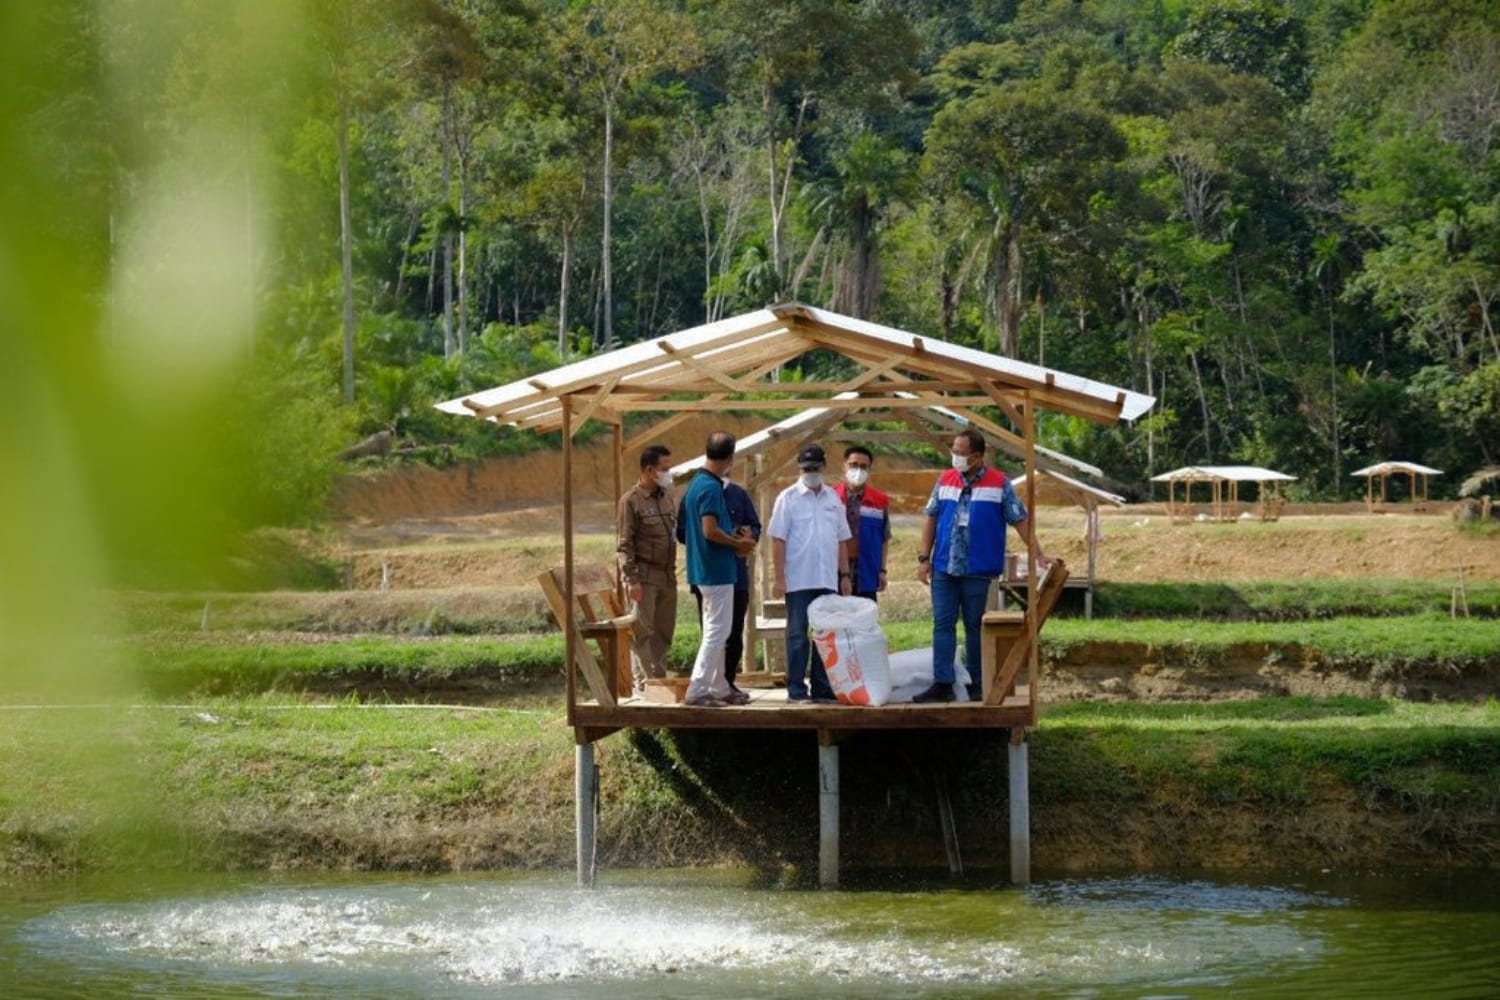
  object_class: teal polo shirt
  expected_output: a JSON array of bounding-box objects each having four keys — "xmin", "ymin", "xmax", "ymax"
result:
[{"xmin": 681, "ymin": 469, "xmax": 737, "ymax": 587}]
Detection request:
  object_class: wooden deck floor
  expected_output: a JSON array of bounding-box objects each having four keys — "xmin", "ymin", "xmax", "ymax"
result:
[{"xmin": 571, "ymin": 686, "xmax": 1035, "ymax": 737}]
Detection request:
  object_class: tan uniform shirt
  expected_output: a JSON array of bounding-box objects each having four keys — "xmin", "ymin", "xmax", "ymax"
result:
[{"xmin": 616, "ymin": 483, "xmax": 678, "ymax": 587}]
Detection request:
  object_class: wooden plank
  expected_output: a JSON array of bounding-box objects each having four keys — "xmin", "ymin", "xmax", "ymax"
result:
[
  {"xmin": 572, "ymin": 701, "xmax": 1036, "ymax": 731},
  {"xmin": 659, "ymin": 340, "xmax": 753, "ymax": 392},
  {"xmin": 465, "ymin": 318, "xmax": 791, "ymax": 421},
  {"xmin": 988, "ymin": 560, "xmax": 1068, "ymax": 705},
  {"xmin": 538, "ymin": 569, "xmax": 616, "ymax": 708}
]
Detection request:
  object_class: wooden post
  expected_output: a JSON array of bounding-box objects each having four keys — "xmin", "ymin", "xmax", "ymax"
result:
[
  {"xmin": 563, "ymin": 397, "xmax": 576, "ymax": 723},
  {"xmin": 1085, "ymin": 504, "xmax": 1097, "ymax": 620},
  {"xmin": 1008, "ymin": 729, "xmax": 1030, "ymax": 887},
  {"xmin": 818, "ymin": 736, "xmax": 839, "ymax": 888},
  {"xmin": 612, "ymin": 423, "xmax": 624, "ymax": 602},
  {"xmin": 576, "ymin": 740, "xmax": 597, "ymax": 887},
  {"xmin": 1021, "ymin": 393, "xmax": 1038, "ymax": 706}
]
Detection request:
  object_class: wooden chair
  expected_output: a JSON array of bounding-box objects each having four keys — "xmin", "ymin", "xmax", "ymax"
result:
[
  {"xmin": 537, "ymin": 564, "xmax": 636, "ymax": 707},
  {"xmin": 981, "ymin": 559, "xmax": 1069, "ymax": 714}
]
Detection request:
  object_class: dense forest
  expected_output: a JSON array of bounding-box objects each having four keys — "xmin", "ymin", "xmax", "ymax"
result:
[{"xmin": 24, "ymin": 0, "xmax": 1500, "ymax": 524}]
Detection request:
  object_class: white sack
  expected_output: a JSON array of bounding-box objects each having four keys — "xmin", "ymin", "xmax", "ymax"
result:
[
  {"xmin": 808, "ymin": 595, "xmax": 889, "ymax": 706},
  {"xmin": 885, "ymin": 646, "xmax": 974, "ymax": 703}
]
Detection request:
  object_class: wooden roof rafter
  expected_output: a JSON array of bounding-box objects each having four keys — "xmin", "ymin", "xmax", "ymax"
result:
[{"xmin": 440, "ymin": 303, "xmax": 1155, "ymax": 435}]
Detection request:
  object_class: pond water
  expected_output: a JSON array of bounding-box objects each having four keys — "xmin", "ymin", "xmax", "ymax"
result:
[{"xmin": 3, "ymin": 869, "xmax": 1497, "ymax": 998}]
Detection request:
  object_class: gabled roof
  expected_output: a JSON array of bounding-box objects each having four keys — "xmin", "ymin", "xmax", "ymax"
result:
[
  {"xmin": 1351, "ymin": 461, "xmax": 1443, "ymax": 477},
  {"xmin": 435, "ymin": 303, "xmax": 1154, "ymax": 433},
  {"xmin": 1151, "ymin": 465, "xmax": 1297, "ymax": 483}
]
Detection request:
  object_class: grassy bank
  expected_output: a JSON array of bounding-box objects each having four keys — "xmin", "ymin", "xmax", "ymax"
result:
[
  {"xmin": 3, "ymin": 698, "xmax": 1496, "ymax": 879},
  {"xmin": 1091, "ymin": 579, "xmax": 1500, "ymax": 620},
  {"xmin": 109, "ymin": 614, "xmax": 1500, "ymax": 699},
  {"xmin": 111, "ymin": 577, "xmax": 1500, "ymax": 638}
]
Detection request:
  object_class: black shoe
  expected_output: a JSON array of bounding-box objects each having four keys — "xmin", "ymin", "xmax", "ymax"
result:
[
  {"xmin": 912, "ymin": 682, "xmax": 955, "ymax": 703},
  {"xmin": 966, "ymin": 684, "xmax": 982, "ymax": 702}
]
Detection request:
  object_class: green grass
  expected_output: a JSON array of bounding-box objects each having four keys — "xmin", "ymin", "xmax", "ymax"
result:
[
  {"xmin": 1037, "ymin": 698, "xmax": 1500, "ymax": 810},
  {"xmin": 91, "ymin": 612, "xmax": 1500, "ymax": 698},
  {"xmin": 1090, "ymin": 579, "xmax": 1500, "ymax": 620},
  {"xmin": 0, "ymin": 700, "xmax": 575, "ymax": 875},
  {"xmin": 4, "ymin": 697, "xmax": 1497, "ymax": 876}
]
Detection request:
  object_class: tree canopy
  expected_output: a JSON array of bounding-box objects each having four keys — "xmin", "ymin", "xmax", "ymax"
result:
[{"xmin": 30, "ymin": 0, "xmax": 1500, "ymax": 521}]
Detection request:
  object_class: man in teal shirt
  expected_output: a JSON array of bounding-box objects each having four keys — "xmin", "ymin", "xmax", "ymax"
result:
[{"xmin": 681, "ymin": 431, "xmax": 757, "ymax": 706}]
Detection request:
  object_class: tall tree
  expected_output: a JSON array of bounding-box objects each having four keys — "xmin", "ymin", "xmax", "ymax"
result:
[
  {"xmin": 560, "ymin": 0, "xmax": 700, "ymax": 349},
  {"xmin": 924, "ymin": 72, "xmax": 1123, "ymax": 356},
  {"xmin": 308, "ymin": 0, "xmax": 403, "ymax": 402}
]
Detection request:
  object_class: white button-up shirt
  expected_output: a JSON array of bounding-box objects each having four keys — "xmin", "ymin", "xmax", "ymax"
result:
[{"xmin": 768, "ymin": 479, "xmax": 852, "ymax": 593}]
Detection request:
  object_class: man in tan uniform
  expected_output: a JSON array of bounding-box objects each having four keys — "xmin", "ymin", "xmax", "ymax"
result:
[{"xmin": 616, "ymin": 444, "xmax": 679, "ymax": 693}]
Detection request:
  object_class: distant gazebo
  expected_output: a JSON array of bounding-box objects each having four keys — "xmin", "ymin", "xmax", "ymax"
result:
[
  {"xmin": 1152, "ymin": 465, "xmax": 1296, "ymax": 522},
  {"xmin": 1352, "ymin": 461, "xmax": 1442, "ymax": 512}
]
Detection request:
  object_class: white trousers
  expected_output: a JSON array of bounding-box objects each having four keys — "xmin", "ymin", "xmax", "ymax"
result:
[{"xmin": 686, "ymin": 583, "xmax": 734, "ymax": 700}]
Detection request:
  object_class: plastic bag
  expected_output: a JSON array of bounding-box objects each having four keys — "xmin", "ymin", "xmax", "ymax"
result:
[
  {"xmin": 886, "ymin": 646, "xmax": 973, "ymax": 703},
  {"xmin": 808, "ymin": 595, "xmax": 890, "ymax": 706}
]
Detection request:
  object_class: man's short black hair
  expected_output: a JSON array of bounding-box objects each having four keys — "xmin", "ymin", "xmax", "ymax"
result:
[
  {"xmin": 844, "ymin": 445, "xmax": 873, "ymax": 463},
  {"xmin": 954, "ymin": 428, "xmax": 986, "ymax": 455},
  {"xmin": 705, "ymin": 430, "xmax": 736, "ymax": 462},
  {"xmin": 640, "ymin": 444, "xmax": 671, "ymax": 470}
]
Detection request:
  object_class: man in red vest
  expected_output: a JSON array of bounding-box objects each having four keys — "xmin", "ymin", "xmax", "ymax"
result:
[
  {"xmin": 914, "ymin": 429, "xmax": 1051, "ymax": 702},
  {"xmin": 831, "ymin": 445, "xmax": 891, "ymax": 601}
]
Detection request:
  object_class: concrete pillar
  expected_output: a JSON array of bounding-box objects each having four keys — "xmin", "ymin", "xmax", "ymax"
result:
[
  {"xmin": 1008, "ymin": 735, "xmax": 1030, "ymax": 886},
  {"xmin": 819, "ymin": 742, "xmax": 839, "ymax": 888},
  {"xmin": 576, "ymin": 742, "xmax": 597, "ymax": 887}
]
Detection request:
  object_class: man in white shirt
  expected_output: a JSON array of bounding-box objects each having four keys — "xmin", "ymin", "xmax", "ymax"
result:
[{"xmin": 769, "ymin": 443, "xmax": 853, "ymax": 702}]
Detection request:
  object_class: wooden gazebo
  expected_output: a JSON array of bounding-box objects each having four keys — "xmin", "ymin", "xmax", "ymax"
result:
[
  {"xmin": 1352, "ymin": 461, "xmax": 1442, "ymax": 512},
  {"xmin": 1152, "ymin": 465, "xmax": 1296, "ymax": 522},
  {"xmin": 437, "ymin": 303, "xmax": 1153, "ymax": 887}
]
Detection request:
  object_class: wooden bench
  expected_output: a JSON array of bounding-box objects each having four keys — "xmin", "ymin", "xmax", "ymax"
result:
[
  {"xmin": 981, "ymin": 559, "xmax": 1069, "ymax": 713},
  {"xmin": 537, "ymin": 564, "xmax": 636, "ymax": 707}
]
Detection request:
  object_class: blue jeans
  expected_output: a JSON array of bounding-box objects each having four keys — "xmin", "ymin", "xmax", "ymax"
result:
[
  {"xmin": 931, "ymin": 571, "xmax": 994, "ymax": 691},
  {"xmin": 785, "ymin": 588, "xmax": 835, "ymax": 700}
]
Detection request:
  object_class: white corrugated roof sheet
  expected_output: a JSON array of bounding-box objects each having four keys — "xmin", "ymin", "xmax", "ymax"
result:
[
  {"xmin": 1351, "ymin": 461, "xmax": 1443, "ymax": 477},
  {"xmin": 1015, "ymin": 469, "xmax": 1127, "ymax": 507},
  {"xmin": 1151, "ymin": 465, "xmax": 1298, "ymax": 483}
]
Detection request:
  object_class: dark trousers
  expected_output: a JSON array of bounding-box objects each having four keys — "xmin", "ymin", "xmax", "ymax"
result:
[
  {"xmin": 785, "ymin": 588, "xmax": 837, "ymax": 700},
  {"xmin": 691, "ymin": 586, "xmax": 751, "ymax": 683}
]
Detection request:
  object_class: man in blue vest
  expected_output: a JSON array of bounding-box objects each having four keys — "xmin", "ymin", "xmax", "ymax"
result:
[{"xmin": 914, "ymin": 428, "xmax": 1050, "ymax": 703}]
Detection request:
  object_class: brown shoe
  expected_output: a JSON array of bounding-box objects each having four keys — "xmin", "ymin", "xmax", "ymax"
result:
[{"xmin": 684, "ymin": 694, "xmax": 725, "ymax": 707}]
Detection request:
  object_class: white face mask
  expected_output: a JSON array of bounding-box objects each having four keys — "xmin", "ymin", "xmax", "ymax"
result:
[
  {"xmin": 951, "ymin": 452, "xmax": 972, "ymax": 471},
  {"xmin": 800, "ymin": 471, "xmax": 823, "ymax": 489},
  {"xmin": 845, "ymin": 467, "xmax": 869, "ymax": 487},
  {"xmin": 655, "ymin": 471, "xmax": 674, "ymax": 490}
]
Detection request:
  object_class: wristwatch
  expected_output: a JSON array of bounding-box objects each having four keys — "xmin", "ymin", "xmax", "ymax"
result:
[{"xmin": 917, "ymin": 554, "xmax": 930, "ymax": 564}]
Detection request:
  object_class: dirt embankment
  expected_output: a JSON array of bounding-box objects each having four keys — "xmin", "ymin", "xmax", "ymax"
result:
[{"xmin": 332, "ymin": 415, "xmax": 777, "ymax": 522}]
